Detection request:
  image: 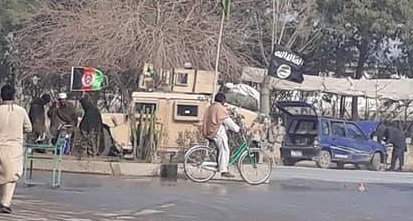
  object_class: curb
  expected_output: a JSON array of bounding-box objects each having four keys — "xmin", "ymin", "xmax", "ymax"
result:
[
  {"xmin": 30, "ymin": 159, "xmax": 165, "ymax": 177},
  {"xmin": 30, "ymin": 159, "xmax": 247, "ymax": 182},
  {"xmin": 30, "ymin": 158, "xmax": 413, "ymax": 181}
]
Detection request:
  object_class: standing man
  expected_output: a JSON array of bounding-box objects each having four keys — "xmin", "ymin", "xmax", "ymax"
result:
[
  {"xmin": 79, "ymin": 95, "xmax": 104, "ymax": 155},
  {"xmin": 202, "ymin": 93, "xmax": 240, "ymax": 178},
  {"xmin": 383, "ymin": 125, "xmax": 407, "ymax": 171},
  {"xmin": 0, "ymin": 85, "xmax": 32, "ymax": 213},
  {"xmin": 28, "ymin": 94, "xmax": 51, "ymax": 142}
]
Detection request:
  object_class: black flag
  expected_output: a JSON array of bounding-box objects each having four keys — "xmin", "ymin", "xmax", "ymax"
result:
[{"xmin": 268, "ymin": 45, "xmax": 304, "ymax": 83}]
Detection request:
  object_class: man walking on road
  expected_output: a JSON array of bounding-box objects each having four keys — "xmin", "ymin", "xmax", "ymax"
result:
[
  {"xmin": 0, "ymin": 85, "xmax": 32, "ymax": 213},
  {"xmin": 202, "ymin": 93, "xmax": 240, "ymax": 178},
  {"xmin": 383, "ymin": 126, "xmax": 407, "ymax": 171}
]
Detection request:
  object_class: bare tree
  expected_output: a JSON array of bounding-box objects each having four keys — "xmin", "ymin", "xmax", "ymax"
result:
[
  {"xmin": 6, "ymin": 0, "xmax": 320, "ymax": 91},
  {"xmin": 9, "ymin": 1, "xmax": 249, "ymax": 81}
]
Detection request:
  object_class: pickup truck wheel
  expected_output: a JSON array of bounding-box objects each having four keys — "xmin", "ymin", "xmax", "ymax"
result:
[
  {"xmin": 369, "ymin": 152, "xmax": 381, "ymax": 171},
  {"xmin": 282, "ymin": 158, "xmax": 296, "ymax": 166},
  {"xmin": 316, "ymin": 150, "xmax": 331, "ymax": 169}
]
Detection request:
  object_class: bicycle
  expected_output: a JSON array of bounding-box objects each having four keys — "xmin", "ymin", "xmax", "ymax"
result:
[
  {"xmin": 183, "ymin": 133, "xmax": 273, "ymax": 185},
  {"xmin": 55, "ymin": 124, "xmax": 73, "ymax": 155}
]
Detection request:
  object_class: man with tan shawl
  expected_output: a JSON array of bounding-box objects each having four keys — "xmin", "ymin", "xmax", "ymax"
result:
[
  {"xmin": 0, "ymin": 85, "xmax": 32, "ymax": 214},
  {"xmin": 202, "ymin": 93, "xmax": 240, "ymax": 178}
]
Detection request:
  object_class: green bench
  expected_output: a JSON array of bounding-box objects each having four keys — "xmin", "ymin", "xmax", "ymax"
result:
[{"xmin": 23, "ymin": 132, "xmax": 67, "ymax": 188}]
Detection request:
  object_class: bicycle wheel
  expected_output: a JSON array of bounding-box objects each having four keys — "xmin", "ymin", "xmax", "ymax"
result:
[
  {"xmin": 184, "ymin": 146, "xmax": 217, "ymax": 183},
  {"xmin": 238, "ymin": 148, "xmax": 272, "ymax": 185}
]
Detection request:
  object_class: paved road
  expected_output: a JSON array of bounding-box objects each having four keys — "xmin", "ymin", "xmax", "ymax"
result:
[
  {"xmin": 275, "ymin": 165, "xmax": 413, "ymax": 184},
  {"xmin": 2, "ymin": 166, "xmax": 413, "ymax": 221}
]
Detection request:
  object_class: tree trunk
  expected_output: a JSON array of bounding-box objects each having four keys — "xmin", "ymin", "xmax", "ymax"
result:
[
  {"xmin": 351, "ymin": 97, "xmax": 359, "ymax": 120},
  {"xmin": 339, "ymin": 95, "xmax": 346, "ymax": 118},
  {"xmin": 260, "ymin": 76, "xmax": 271, "ymax": 115},
  {"xmin": 336, "ymin": 48, "xmax": 346, "ymax": 119},
  {"xmin": 351, "ymin": 39, "xmax": 369, "ymax": 120},
  {"xmin": 335, "ymin": 48, "xmax": 345, "ymax": 77}
]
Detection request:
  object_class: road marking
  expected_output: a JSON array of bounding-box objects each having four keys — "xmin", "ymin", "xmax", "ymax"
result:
[
  {"xmin": 134, "ymin": 209, "xmax": 165, "ymax": 216},
  {"xmin": 158, "ymin": 203, "xmax": 175, "ymax": 208}
]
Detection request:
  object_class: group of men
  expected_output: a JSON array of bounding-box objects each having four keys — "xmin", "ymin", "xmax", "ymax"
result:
[
  {"xmin": 28, "ymin": 92, "xmax": 103, "ymax": 144},
  {"xmin": 0, "ymin": 85, "xmax": 102, "ymax": 214},
  {"xmin": 28, "ymin": 92, "xmax": 78, "ymax": 143}
]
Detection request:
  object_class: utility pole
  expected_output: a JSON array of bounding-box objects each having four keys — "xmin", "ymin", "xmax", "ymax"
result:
[{"xmin": 212, "ymin": 3, "xmax": 227, "ymax": 100}]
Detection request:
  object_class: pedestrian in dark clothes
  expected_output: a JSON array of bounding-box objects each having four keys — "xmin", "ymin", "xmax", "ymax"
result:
[
  {"xmin": 79, "ymin": 95, "xmax": 104, "ymax": 155},
  {"xmin": 79, "ymin": 95, "xmax": 102, "ymax": 134},
  {"xmin": 383, "ymin": 126, "xmax": 407, "ymax": 171},
  {"xmin": 28, "ymin": 94, "xmax": 51, "ymax": 142}
]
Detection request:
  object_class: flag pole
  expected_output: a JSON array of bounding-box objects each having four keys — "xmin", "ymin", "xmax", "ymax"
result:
[{"xmin": 212, "ymin": 11, "xmax": 226, "ymax": 102}]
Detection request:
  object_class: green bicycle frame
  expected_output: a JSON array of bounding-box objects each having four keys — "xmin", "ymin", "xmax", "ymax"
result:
[{"xmin": 228, "ymin": 136, "xmax": 251, "ymax": 166}]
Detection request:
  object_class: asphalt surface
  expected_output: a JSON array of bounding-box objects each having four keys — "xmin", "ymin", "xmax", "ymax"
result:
[{"xmin": 3, "ymin": 166, "xmax": 413, "ymax": 221}]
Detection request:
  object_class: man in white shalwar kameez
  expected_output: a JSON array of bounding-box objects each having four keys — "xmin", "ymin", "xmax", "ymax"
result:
[
  {"xmin": 0, "ymin": 85, "xmax": 32, "ymax": 214},
  {"xmin": 202, "ymin": 93, "xmax": 240, "ymax": 178}
]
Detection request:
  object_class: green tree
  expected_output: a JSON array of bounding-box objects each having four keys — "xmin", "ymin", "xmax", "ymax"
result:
[
  {"xmin": 0, "ymin": 0, "xmax": 38, "ymax": 82},
  {"xmin": 396, "ymin": 0, "xmax": 413, "ymax": 78},
  {"xmin": 317, "ymin": 0, "xmax": 413, "ymax": 120}
]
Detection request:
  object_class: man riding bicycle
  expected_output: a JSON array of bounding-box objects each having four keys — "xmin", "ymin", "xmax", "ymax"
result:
[{"xmin": 202, "ymin": 93, "xmax": 240, "ymax": 178}]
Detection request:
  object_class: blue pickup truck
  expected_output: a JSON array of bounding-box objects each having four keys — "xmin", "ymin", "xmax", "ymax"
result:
[{"xmin": 276, "ymin": 101, "xmax": 386, "ymax": 170}]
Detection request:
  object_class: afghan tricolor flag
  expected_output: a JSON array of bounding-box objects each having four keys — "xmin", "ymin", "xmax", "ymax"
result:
[{"xmin": 70, "ymin": 67, "xmax": 107, "ymax": 92}]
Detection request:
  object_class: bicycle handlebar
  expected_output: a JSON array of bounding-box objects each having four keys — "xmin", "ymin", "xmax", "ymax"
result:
[{"xmin": 58, "ymin": 124, "xmax": 74, "ymax": 130}]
